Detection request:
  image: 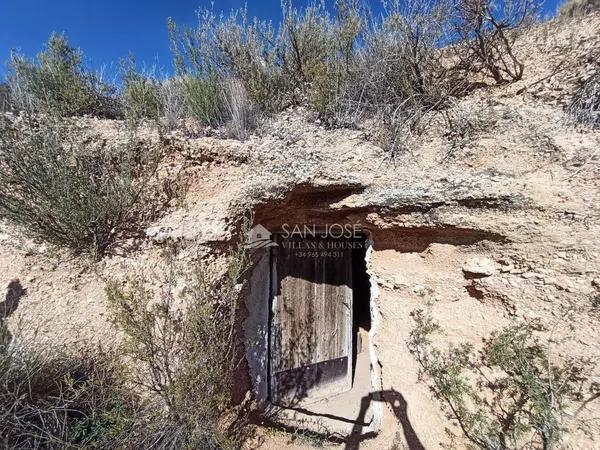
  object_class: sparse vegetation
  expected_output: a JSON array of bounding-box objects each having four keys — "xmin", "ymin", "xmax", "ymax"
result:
[
  {"xmin": 167, "ymin": 8, "xmax": 288, "ymax": 115},
  {"xmin": 0, "ymin": 83, "xmax": 11, "ymax": 112},
  {"xmin": 0, "ymin": 238, "xmax": 250, "ymax": 450},
  {"xmin": 0, "ymin": 340, "xmax": 140, "ymax": 449},
  {"xmin": 408, "ymin": 309, "xmax": 595, "ymax": 450},
  {"xmin": 2, "ymin": 1, "xmax": 537, "ymax": 147},
  {"xmin": 164, "ymin": 0, "xmax": 536, "ymax": 150},
  {"xmin": 223, "ymin": 78, "xmax": 257, "ymax": 140},
  {"xmin": 105, "ymin": 239, "xmax": 250, "ymax": 449},
  {"xmin": 449, "ymin": 0, "xmax": 536, "ymax": 84},
  {"xmin": 8, "ymin": 33, "xmax": 120, "ymax": 118},
  {"xmin": 156, "ymin": 75, "xmax": 188, "ymax": 130},
  {"xmin": 0, "ymin": 118, "xmax": 162, "ymax": 255},
  {"xmin": 0, "ymin": 1, "xmax": 545, "ymax": 253},
  {"xmin": 121, "ymin": 56, "xmax": 160, "ymax": 122},
  {"xmin": 181, "ymin": 73, "xmax": 227, "ymax": 127}
]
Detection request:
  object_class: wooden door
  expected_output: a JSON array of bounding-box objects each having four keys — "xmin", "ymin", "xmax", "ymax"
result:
[{"xmin": 270, "ymin": 235, "xmax": 353, "ymax": 405}]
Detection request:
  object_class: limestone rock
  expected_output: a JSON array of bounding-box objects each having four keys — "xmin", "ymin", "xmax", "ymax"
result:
[
  {"xmin": 145, "ymin": 226, "xmax": 171, "ymax": 244},
  {"xmin": 462, "ymin": 257, "xmax": 496, "ymax": 278}
]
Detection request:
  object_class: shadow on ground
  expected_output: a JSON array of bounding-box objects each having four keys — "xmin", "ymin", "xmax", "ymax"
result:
[{"xmin": 258, "ymin": 388, "xmax": 425, "ymax": 450}]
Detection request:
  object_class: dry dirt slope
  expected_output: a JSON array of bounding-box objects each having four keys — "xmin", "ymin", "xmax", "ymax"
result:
[{"xmin": 1, "ymin": 12, "xmax": 600, "ymax": 450}]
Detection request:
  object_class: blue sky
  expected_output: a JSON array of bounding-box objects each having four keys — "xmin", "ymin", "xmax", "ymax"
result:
[{"xmin": 0, "ymin": 0, "xmax": 565, "ymax": 80}]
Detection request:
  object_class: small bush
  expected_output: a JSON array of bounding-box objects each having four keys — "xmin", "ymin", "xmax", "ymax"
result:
[
  {"xmin": 121, "ymin": 56, "xmax": 160, "ymax": 122},
  {"xmin": 168, "ymin": 10, "xmax": 288, "ymax": 115},
  {"xmin": 165, "ymin": 0, "xmax": 535, "ymax": 150},
  {"xmin": 568, "ymin": 67, "xmax": 600, "ymax": 128},
  {"xmin": 223, "ymin": 78, "xmax": 257, "ymax": 140},
  {"xmin": 279, "ymin": 0, "xmax": 335, "ymax": 92},
  {"xmin": 157, "ymin": 76, "xmax": 188, "ymax": 130},
  {"xmin": 121, "ymin": 60, "xmax": 191, "ymax": 129},
  {"xmin": 340, "ymin": 1, "xmax": 451, "ymax": 111},
  {"xmin": 0, "ymin": 236, "xmax": 250, "ymax": 450},
  {"xmin": 106, "ymin": 239, "xmax": 250, "ymax": 449},
  {"xmin": 182, "ymin": 73, "xmax": 227, "ymax": 126},
  {"xmin": 408, "ymin": 309, "xmax": 594, "ymax": 450},
  {"xmin": 8, "ymin": 33, "xmax": 120, "ymax": 118},
  {"xmin": 0, "ymin": 118, "xmax": 161, "ymax": 255}
]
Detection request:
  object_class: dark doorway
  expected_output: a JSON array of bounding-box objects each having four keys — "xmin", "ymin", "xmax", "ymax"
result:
[{"xmin": 351, "ymin": 237, "xmax": 370, "ymax": 384}]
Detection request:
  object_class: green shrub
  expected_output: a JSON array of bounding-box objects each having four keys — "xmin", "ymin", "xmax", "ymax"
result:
[
  {"xmin": 182, "ymin": 73, "xmax": 226, "ymax": 126},
  {"xmin": 8, "ymin": 33, "xmax": 120, "ymax": 118},
  {"xmin": 121, "ymin": 56, "xmax": 160, "ymax": 122},
  {"xmin": 0, "ymin": 237, "xmax": 251, "ymax": 449},
  {"xmin": 168, "ymin": 9, "xmax": 288, "ymax": 115},
  {"xmin": 279, "ymin": 0, "xmax": 335, "ymax": 91},
  {"xmin": 106, "ymin": 239, "xmax": 250, "ymax": 449},
  {"xmin": 309, "ymin": 0, "xmax": 362, "ymax": 122},
  {"xmin": 0, "ymin": 239, "xmax": 249, "ymax": 450},
  {"xmin": 166, "ymin": 0, "xmax": 535, "ymax": 139},
  {"xmin": 0, "ymin": 118, "xmax": 161, "ymax": 255},
  {"xmin": 408, "ymin": 309, "xmax": 594, "ymax": 450}
]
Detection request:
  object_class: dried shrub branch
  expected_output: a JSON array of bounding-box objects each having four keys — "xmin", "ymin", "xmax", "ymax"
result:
[
  {"xmin": 568, "ymin": 67, "xmax": 600, "ymax": 128},
  {"xmin": 106, "ymin": 235, "xmax": 251, "ymax": 449}
]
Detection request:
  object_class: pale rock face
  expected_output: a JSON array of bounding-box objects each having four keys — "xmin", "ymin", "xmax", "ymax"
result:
[
  {"xmin": 462, "ymin": 257, "xmax": 496, "ymax": 277},
  {"xmin": 145, "ymin": 225, "xmax": 171, "ymax": 244}
]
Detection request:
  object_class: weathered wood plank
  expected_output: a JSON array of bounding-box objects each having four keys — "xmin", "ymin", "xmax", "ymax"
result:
[{"xmin": 271, "ymin": 235, "xmax": 353, "ymax": 404}]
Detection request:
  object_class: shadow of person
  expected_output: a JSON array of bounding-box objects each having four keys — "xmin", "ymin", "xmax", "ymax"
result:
[
  {"xmin": 345, "ymin": 389, "xmax": 425, "ymax": 450},
  {"xmin": 0, "ymin": 279, "xmax": 26, "ymax": 349},
  {"xmin": 384, "ymin": 389, "xmax": 425, "ymax": 450},
  {"xmin": 1, "ymin": 279, "xmax": 25, "ymax": 318}
]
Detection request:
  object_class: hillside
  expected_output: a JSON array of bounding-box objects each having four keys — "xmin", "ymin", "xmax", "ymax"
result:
[{"xmin": 1, "ymin": 8, "xmax": 600, "ymax": 450}]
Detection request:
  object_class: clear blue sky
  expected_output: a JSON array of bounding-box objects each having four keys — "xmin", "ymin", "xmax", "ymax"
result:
[{"xmin": 0, "ymin": 0, "xmax": 566, "ymax": 80}]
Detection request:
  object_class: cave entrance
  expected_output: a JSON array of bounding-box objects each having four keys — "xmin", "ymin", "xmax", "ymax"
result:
[{"xmin": 269, "ymin": 232, "xmax": 371, "ymax": 411}]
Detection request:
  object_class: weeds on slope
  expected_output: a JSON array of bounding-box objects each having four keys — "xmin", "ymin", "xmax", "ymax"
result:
[
  {"xmin": 3, "ymin": 1, "xmax": 539, "ymax": 146},
  {"xmin": 408, "ymin": 309, "xmax": 597, "ymax": 450},
  {"xmin": 1, "ymin": 238, "xmax": 250, "ymax": 449},
  {"xmin": 8, "ymin": 33, "xmax": 120, "ymax": 118}
]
